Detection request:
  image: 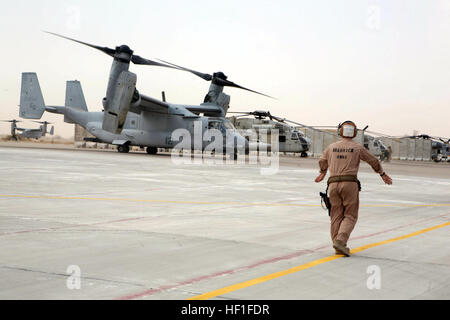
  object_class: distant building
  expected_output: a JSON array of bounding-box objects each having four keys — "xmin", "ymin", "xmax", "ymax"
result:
[{"xmin": 74, "ymin": 124, "xmax": 94, "ymax": 142}]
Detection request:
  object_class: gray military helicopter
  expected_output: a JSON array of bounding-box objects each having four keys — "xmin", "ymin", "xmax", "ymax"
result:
[
  {"xmin": 2, "ymin": 119, "xmax": 54, "ymax": 140},
  {"xmin": 432, "ymin": 140, "xmax": 450, "ymax": 162},
  {"xmin": 19, "ymin": 32, "xmax": 273, "ymax": 159},
  {"xmin": 227, "ymin": 111, "xmax": 311, "ymax": 157},
  {"xmin": 363, "ymin": 132, "xmax": 389, "ymax": 160}
]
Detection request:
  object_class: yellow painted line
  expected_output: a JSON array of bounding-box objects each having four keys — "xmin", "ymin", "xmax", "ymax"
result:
[
  {"xmin": 0, "ymin": 194, "xmax": 449, "ymax": 208},
  {"xmin": 188, "ymin": 221, "xmax": 450, "ymax": 300},
  {"xmin": 350, "ymin": 221, "xmax": 450, "ymax": 254}
]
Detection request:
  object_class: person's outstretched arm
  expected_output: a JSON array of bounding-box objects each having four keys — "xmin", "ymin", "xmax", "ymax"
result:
[
  {"xmin": 315, "ymin": 147, "xmax": 329, "ymax": 183},
  {"xmin": 360, "ymin": 146, "xmax": 393, "ymax": 185}
]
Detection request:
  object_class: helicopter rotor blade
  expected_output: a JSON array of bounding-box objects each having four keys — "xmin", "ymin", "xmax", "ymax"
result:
[
  {"xmin": 229, "ymin": 110, "xmax": 283, "ymax": 121},
  {"xmin": 230, "ymin": 111, "xmax": 269, "ymax": 119},
  {"xmin": 364, "ymin": 130, "xmax": 400, "ymax": 138},
  {"xmin": 282, "ymin": 118, "xmax": 340, "ymax": 137},
  {"xmin": 227, "ymin": 112, "xmax": 254, "ymax": 114},
  {"xmin": 266, "ymin": 112, "xmax": 285, "ymax": 122}
]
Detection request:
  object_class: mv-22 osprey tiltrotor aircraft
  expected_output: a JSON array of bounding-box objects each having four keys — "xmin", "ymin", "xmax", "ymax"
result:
[
  {"xmin": 19, "ymin": 32, "xmax": 273, "ymax": 159},
  {"xmin": 2, "ymin": 119, "xmax": 54, "ymax": 140}
]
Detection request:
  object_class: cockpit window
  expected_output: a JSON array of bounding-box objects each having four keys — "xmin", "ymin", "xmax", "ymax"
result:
[
  {"xmin": 208, "ymin": 119, "xmax": 235, "ymax": 131},
  {"xmin": 291, "ymin": 133, "xmax": 299, "ymax": 140},
  {"xmin": 208, "ymin": 121, "xmax": 221, "ymax": 130}
]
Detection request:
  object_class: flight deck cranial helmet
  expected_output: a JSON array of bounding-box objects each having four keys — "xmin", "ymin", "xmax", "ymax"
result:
[{"xmin": 338, "ymin": 120, "xmax": 357, "ymax": 138}]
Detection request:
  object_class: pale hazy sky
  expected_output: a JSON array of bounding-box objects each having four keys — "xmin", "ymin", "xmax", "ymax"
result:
[{"xmin": 0, "ymin": 0, "xmax": 449, "ymax": 138}]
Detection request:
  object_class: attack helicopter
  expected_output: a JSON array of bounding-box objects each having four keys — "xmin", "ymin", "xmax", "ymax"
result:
[
  {"xmin": 19, "ymin": 32, "xmax": 273, "ymax": 159},
  {"xmin": 227, "ymin": 111, "xmax": 311, "ymax": 157},
  {"xmin": 2, "ymin": 119, "xmax": 54, "ymax": 140}
]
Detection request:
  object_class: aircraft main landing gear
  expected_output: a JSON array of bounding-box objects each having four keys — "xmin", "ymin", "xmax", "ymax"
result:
[
  {"xmin": 117, "ymin": 145, "xmax": 130, "ymax": 153},
  {"xmin": 146, "ymin": 147, "xmax": 158, "ymax": 155}
]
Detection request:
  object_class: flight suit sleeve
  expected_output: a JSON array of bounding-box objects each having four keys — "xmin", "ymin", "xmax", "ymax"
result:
[
  {"xmin": 318, "ymin": 146, "xmax": 330, "ymax": 174},
  {"xmin": 359, "ymin": 146, "xmax": 383, "ymax": 174}
]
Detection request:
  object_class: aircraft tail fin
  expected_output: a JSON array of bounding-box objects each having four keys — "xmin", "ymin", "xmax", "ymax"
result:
[
  {"xmin": 65, "ymin": 80, "xmax": 88, "ymax": 112},
  {"xmin": 19, "ymin": 73, "xmax": 46, "ymax": 119}
]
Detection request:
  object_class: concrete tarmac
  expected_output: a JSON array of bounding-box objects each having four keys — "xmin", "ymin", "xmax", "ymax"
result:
[{"xmin": 0, "ymin": 145, "xmax": 449, "ymax": 300}]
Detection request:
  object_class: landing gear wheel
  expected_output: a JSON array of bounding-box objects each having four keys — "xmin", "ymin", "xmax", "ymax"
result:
[
  {"xmin": 301, "ymin": 151, "xmax": 308, "ymax": 158},
  {"xmin": 118, "ymin": 145, "xmax": 130, "ymax": 153},
  {"xmin": 433, "ymin": 154, "xmax": 442, "ymax": 163},
  {"xmin": 146, "ymin": 147, "xmax": 158, "ymax": 155}
]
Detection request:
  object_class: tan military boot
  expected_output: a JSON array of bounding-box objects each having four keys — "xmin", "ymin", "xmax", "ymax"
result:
[
  {"xmin": 334, "ymin": 243, "xmax": 348, "ymax": 255},
  {"xmin": 333, "ymin": 240, "xmax": 351, "ymax": 257}
]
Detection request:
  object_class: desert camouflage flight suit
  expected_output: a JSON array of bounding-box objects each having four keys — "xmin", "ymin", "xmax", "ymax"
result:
[{"xmin": 319, "ymin": 139, "xmax": 383, "ymax": 244}]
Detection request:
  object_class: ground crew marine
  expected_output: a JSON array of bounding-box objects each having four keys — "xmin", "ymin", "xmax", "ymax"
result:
[{"xmin": 315, "ymin": 121, "xmax": 393, "ymax": 256}]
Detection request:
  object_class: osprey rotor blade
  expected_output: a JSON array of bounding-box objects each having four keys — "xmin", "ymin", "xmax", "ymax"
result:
[
  {"xmin": 45, "ymin": 32, "xmax": 178, "ymax": 70},
  {"xmin": 157, "ymin": 59, "xmax": 273, "ymax": 98},
  {"xmin": 212, "ymin": 78, "xmax": 275, "ymax": 99},
  {"xmin": 33, "ymin": 121, "xmax": 52, "ymax": 125},
  {"xmin": 44, "ymin": 31, "xmax": 116, "ymax": 57},
  {"xmin": 156, "ymin": 59, "xmax": 213, "ymax": 81},
  {"xmin": 131, "ymin": 55, "xmax": 180, "ymax": 69}
]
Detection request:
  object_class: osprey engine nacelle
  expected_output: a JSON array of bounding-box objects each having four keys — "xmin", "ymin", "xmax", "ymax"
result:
[{"xmin": 102, "ymin": 71, "xmax": 137, "ymax": 134}]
